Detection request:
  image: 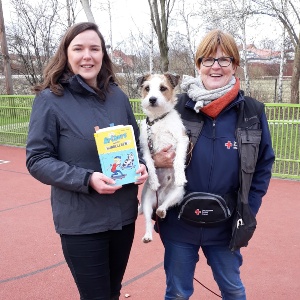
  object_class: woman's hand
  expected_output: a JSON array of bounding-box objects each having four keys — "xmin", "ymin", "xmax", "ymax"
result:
[
  {"xmin": 153, "ymin": 145, "xmax": 175, "ymax": 168},
  {"xmin": 89, "ymin": 172, "xmax": 122, "ymax": 194},
  {"xmin": 135, "ymin": 163, "xmax": 148, "ymax": 185}
]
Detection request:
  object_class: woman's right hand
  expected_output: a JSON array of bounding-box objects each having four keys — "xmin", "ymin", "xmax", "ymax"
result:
[
  {"xmin": 89, "ymin": 172, "xmax": 122, "ymax": 194},
  {"xmin": 152, "ymin": 145, "xmax": 176, "ymax": 168}
]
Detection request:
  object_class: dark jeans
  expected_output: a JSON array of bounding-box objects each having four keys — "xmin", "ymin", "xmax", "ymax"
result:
[
  {"xmin": 60, "ymin": 223, "xmax": 135, "ymax": 300},
  {"xmin": 162, "ymin": 238, "xmax": 245, "ymax": 300}
]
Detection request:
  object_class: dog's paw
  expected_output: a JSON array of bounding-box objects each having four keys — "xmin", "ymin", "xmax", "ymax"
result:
[
  {"xmin": 142, "ymin": 233, "xmax": 153, "ymax": 243},
  {"xmin": 156, "ymin": 208, "xmax": 167, "ymax": 219}
]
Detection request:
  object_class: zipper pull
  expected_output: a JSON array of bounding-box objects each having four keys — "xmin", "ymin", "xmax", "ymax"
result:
[
  {"xmin": 237, "ymin": 218, "xmax": 244, "ymax": 229},
  {"xmin": 246, "ymin": 128, "xmax": 249, "ymax": 141}
]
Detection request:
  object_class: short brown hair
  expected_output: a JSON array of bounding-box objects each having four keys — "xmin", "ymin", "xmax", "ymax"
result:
[
  {"xmin": 34, "ymin": 22, "xmax": 116, "ymax": 96},
  {"xmin": 195, "ymin": 29, "xmax": 240, "ymax": 69}
]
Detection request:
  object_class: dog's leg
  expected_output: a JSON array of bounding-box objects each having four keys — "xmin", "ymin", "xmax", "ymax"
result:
[
  {"xmin": 140, "ymin": 183, "xmax": 156, "ymax": 243},
  {"xmin": 173, "ymin": 133, "xmax": 189, "ymax": 186},
  {"xmin": 156, "ymin": 185, "xmax": 185, "ymax": 218}
]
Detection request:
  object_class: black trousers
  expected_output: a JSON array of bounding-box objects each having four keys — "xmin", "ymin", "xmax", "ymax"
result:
[{"xmin": 60, "ymin": 223, "xmax": 135, "ymax": 300}]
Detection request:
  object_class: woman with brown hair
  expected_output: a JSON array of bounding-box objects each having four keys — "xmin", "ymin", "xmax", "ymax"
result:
[{"xmin": 26, "ymin": 22, "xmax": 148, "ymax": 300}]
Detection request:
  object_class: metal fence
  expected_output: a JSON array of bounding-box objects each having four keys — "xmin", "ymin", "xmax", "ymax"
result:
[
  {"xmin": 0, "ymin": 95, "xmax": 299, "ymax": 180},
  {"xmin": 266, "ymin": 103, "xmax": 300, "ymax": 179}
]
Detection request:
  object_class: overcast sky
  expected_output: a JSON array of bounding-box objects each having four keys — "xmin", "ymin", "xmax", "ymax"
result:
[
  {"xmin": 1, "ymin": 0, "xmax": 283, "ymax": 50},
  {"xmin": 1, "ymin": 0, "xmax": 152, "ymax": 42}
]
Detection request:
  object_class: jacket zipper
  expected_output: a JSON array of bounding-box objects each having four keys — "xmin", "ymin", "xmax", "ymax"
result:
[{"xmin": 208, "ymin": 119, "xmax": 216, "ymax": 191}]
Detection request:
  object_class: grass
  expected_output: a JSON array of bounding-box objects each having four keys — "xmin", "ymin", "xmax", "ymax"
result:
[{"xmin": 0, "ymin": 97, "xmax": 299, "ymax": 179}]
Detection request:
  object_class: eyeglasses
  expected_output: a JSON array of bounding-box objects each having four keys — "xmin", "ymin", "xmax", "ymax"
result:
[{"xmin": 200, "ymin": 56, "xmax": 233, "ymax": 67}]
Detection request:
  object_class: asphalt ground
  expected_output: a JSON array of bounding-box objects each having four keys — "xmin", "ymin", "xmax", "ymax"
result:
[{"xmin": 0, "ymin": 145, "xmax": 299, "ymax": 299}]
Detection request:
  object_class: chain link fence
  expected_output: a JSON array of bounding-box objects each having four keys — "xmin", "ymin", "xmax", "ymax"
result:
[{"xmin": 0, "ymin": 96, "xmax": 299, "ymax": 179}]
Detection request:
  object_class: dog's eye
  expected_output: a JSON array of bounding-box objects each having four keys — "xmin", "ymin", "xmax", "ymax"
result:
[
  {"xmin": 160, "ymin": 86, "xmax": 167, "ymax": 92},
  {"xmin": 145, "ymin": 86, "xmax": 150, "ymax": 92}
]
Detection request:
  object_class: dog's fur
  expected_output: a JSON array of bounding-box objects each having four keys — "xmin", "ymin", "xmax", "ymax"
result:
[{"xmin": 137, "ymin": 73, "xmax": 189, "ymax": 243}]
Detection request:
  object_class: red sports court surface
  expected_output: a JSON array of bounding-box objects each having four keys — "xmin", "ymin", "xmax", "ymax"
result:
[{"xmin": 0, "ymin": 145, "xmax": 299, "ymax": 300}]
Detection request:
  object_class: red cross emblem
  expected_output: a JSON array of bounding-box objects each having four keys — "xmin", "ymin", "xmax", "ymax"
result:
[
  {"xmin": 225, "ymin": 141, "xmax": 233, "ymax": 149},
  {"xmin": 195, "ymin": 209, "xmax": 201, "ymax": 215}
]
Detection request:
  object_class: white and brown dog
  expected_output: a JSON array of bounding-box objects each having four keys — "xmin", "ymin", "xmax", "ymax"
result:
[{"xmin": 137, "ymin": 73, "xmax": 189, "ymax": 243}]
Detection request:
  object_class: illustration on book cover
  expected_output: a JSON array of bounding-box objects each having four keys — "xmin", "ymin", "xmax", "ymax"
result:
[{"xmin": 94, "ymin": 125, "xmax": 140, "ymax": 185}]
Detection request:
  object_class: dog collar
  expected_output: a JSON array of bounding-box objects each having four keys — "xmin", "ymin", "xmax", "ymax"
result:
[{"xmin": 146, "ymin": 112, "xmax": 169, "ymax": 126}]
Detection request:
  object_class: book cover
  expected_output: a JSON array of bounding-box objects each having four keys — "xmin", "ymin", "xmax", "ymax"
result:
[{"xmin": 94, "ymin": 125, "xmax": 140, "ymax": 185}]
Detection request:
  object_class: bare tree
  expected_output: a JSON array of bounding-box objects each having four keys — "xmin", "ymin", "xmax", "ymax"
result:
[
  {"xmin": 107, "ymin": 1, "xmax": 113, "ymax": 55},
  {"xmin": 149, "ymin": 26, "xmax": 154, "ymax": 73},
  {"xmin": 276, "ymin": 0, "xmax": 288, "ymax": 103},
  {"xmin": 6, "ymin": 0, "xmax": 67, "ymax": 86},
  {"xmin": 147, "ymin": 0, "xmax": 176, "ymax": 72},
  {"xmin": 169, "ymin": 33, "xmax": 195, "ymax": 76},
  {"xmin": 230, "ymin": 0, "xmax": 252, "ymax": 96},
  {"xmin": 277, "ymin": 27, "xmax": 285, "ymax": 103},
  {"xmin": 252, "ymin": 0, "xmax": 300, "ymax": 103},
  {"xmin": 66, "ymin": 0, "xmax": 78, "ymax": 27},
  {"xmin": 176, "ymin": 0, "xmax": 203, "ymax": 76},
  {"xmin": 114, "ymin": 31, "xmax": 154, "ymax": 97},
  {"xmin": 0, "ymin": 0, "xmax": 13, "ymax": 94},
  {"xmin": 80, "ymin": 0, "xmax": 95, "ymax": 23},
  {"xmin": 97, "ymin": 1, "xmax": 114, "ymax": 58}
]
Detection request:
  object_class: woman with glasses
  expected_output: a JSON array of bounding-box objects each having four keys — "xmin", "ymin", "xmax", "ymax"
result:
[{"xmin": 153, "ymin": 29, "xmax": 275, "ymax": 299}]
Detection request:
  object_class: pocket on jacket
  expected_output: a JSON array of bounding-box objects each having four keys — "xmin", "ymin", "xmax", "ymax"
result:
[{"xmin": 240, "ymin": 130, "xmax": 262, "ymax": 173}]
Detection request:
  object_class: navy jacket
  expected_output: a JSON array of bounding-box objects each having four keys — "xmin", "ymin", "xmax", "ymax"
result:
[
  {"xmin": 26, "ymin": 75, "xmax": 144, "ymax": 234},
  {"xmin": 158, "ymin": 91, "xmax": 275, "ymax": 246}
]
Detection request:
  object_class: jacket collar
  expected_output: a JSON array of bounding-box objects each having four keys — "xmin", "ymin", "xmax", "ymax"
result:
[{"xmin": 66, "ymin": 74, "xmax": 98, "ymax": 95}]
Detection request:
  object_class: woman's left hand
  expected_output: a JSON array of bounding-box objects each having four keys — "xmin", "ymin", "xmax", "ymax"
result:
[{"xmin": 135, "ymin": 164, "xmax": 148, "ymax": 185}]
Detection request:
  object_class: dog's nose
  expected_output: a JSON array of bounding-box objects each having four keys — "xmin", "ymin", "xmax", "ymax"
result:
[{"xmin": 149, "ymin": 97, "xmax": 157, "ymax": 105}]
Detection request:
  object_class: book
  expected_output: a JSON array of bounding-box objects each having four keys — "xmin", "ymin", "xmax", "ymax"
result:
[{"xmin": 94, "ymin": 124, "xmax": 140, "ymax": 185}]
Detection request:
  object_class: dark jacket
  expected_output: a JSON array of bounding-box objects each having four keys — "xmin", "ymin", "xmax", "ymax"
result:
[
  {"xmin": 26, "ymin": 75, "xmax": 144, "ymax": 234},
  {"xmin": 158, "ymin": 91, "xmax": 275, "ymax": 246}
]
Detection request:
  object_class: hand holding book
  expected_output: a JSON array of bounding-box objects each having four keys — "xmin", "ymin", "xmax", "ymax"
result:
[
  {"xmin": 89, "ymin": 172, "xmax": 122, "ymax": 194},
  {"xmin": 94, "ymin": 124, "xmax": 141, "ymax": 186}
]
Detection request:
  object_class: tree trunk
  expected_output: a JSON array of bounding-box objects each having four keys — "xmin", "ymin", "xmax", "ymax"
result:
[
  {"xmin": 80, "ymin": 0, "xmax": 95, "ymax": 23},
  {"xmin": 159, "ymin": 40, "xmax": 169, "ymax": 72},
  {"xmin": 0, "ymin": 0, "xmax": 14, "ymax": 94},
  {"xmin": 241, "ymin": 24, "xmax": 250, "ymax": 96},
  {"xmin": 277, "ymin": 28, "xmax": 285, "ymax": 103},
  {"xmin": 149, "ymin": 25, "xmax": 153, "ymax": 73},
  {"xmin": 148, "ymin": 0, "xmax": 170, "ymax": 72},
  {"xmin": 290, "ymin": 43, "xmax": 300, "ymax": 104}
]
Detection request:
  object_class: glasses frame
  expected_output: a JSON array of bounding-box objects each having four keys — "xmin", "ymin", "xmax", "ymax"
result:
[{"xmin": 200, "ymin": 56, "xmax": 233, "ymax": 67}]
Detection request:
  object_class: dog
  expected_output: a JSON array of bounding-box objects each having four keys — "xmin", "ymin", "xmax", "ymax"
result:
[
  {"xmin": 121, "ymin": 152, "xmax": 135, "ymax": 169},
  {"xmin": 137, "ymin": 73, "xmax": 189, "ymax": 243}
]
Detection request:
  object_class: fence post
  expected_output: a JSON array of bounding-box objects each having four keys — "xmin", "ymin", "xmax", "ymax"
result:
[{"xmin": 274, "ymin": 78, "xmax": 277, "ymax": 103}]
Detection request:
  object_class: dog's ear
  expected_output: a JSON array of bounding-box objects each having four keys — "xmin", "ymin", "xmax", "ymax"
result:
[
  {"xmin": 137, "ymin": 75, "xmax": 148, "ymax": 87},
  {"xmin": 164, "ymin": 73, "xmax": 180, "ymax": 88}
]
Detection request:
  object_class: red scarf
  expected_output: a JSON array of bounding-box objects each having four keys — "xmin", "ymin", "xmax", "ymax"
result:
[{"xmin": 200, "ymin": 78, "xmax": 240, "ymax": 118}]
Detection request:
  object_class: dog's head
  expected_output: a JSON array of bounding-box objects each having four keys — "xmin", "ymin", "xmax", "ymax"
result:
[{"xmin": 137, "ymin": 73, "xmax": 180, "ymax": 119}]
